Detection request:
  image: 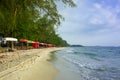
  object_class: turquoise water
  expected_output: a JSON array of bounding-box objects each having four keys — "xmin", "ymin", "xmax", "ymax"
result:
[{"xmin": 51, "ymin": 47, "xmax": 120, "ymax": 80}]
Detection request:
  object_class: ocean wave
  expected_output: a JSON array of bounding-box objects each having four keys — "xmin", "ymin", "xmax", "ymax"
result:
[
  {"xmin": 71, "ymin": 51, "xmax": 102, "ymax": 61},
  {"xmin": 62, "ymin": 54, "xmax": 105, "ymax": 71},
  {"xmin": 53, "ymin": 47, "xmax": 120, "ymax": 80},
  {"xmin": 65, "ymin": 49, "xmax": 74, "ymax": 53},
  {"xmin": 73, "ymin": 51, "xmax": 97, "ymax": 57},
  {"xmin": 63, "ymin": 55, "xmax": 84, "ymax": 67}
]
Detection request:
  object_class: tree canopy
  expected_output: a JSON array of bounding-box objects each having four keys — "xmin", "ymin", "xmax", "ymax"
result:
[{"xmin": 0, "ymin": 0, "xmax": 76, "ymax": 46}]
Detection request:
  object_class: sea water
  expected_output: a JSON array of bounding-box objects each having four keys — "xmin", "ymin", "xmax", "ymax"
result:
[{"xmin": 51, "ymin": 47, "xmax": 120, "ymax": 80}]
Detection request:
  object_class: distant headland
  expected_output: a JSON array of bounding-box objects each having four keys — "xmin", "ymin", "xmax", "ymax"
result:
[{"xmin": 70, "ymin": 45, "xmax": 84, "ymax": 47}]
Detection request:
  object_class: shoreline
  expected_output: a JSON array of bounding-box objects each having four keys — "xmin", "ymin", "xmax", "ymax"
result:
[{"xmin": 0, "ymin": 48, "xmax": 64, "ymax": 80}]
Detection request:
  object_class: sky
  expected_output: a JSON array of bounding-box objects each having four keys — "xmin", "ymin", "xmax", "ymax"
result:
[{"xmin": 57, "ymin": 0, "xmax": 120, "ymax": 46}]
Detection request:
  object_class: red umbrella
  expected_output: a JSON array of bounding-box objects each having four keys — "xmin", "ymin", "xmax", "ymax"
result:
[{"xmin": 19, "ymin": 39, "xmax": 28, "ymax": 42}]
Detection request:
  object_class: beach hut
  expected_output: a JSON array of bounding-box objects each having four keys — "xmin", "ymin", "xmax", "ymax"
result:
[
  {"xmin": 47, "ymin": 44, "xmax": 50, "ymax": 47},
  {"xmin": 19, "ymin": 39, "xmax": 28, "ymax": 49},
  {"xmin": 32, "ymin": 42, "xmax": 39, "ymax": 48},
  {"xmin": 47, "ymin": 44, "xmax": 52, "ymax": 47},
  {"xmin": 19, "ymin": 39, "xmax": 39, "ymax": 49},
  {"xmin": 39, "ymin": 43, "xmax": 44, "ymax": 47},
  {"xmin": 39, "ymin": 43, "xmax": 47, "ymax": 48},
  {"xmin": 2, "ymin": 37, "xmax": 18, "ymax": 51},
  {"xmin": 27, "ymin": 40, "xmax": 37, "ymax": 49}
]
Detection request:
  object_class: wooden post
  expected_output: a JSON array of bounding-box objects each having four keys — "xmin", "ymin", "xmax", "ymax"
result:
[{"xmin": 11, "ymin": 41, "xmax": 14, "ymax": 51}]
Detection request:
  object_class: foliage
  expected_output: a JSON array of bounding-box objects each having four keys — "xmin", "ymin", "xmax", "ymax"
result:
[{"xmin": 0, "ymin": 0, "xmax": 75, "ymax": 46}]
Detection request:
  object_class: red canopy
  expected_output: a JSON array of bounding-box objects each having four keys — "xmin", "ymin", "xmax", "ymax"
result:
[
  {"xmin": 19, "ymin": 39, "xmax": 28, "ymax": 42},
  {"xmin": 32, "ymin": 42, "xmax": 39, "ymax": 48},
  {"xmin": 47, "ymin": 44, "xmax": 52, "ymax": 47}
]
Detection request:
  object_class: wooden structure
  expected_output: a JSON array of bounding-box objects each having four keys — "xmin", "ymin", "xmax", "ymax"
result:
[{"xmin": 2, "ymin": 37, "xmax": 18, "ymax": 51}]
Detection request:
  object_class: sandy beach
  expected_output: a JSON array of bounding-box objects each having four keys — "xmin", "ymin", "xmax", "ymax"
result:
[{"xmin": 0, "ymin": 48, "xmax": 63, "ymax": 80}]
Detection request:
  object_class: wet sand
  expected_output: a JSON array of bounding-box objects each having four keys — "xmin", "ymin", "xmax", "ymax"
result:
[{"xmin": 0, "ymin": 48, "xmax": 63, "ymax": 80}]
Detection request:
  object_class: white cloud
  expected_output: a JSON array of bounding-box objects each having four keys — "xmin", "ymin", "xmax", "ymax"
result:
[
  {"xmin": 89, "ymin": 2, "xmax": 120, "ymax": 28},
  {"xmin": 89, "ymin": 15, "xmax": 105, "ymax": 24},
  {"xmin": 57, "ymin": 0, "xmax": 120, "ymax": 46},
  {"xmin": 116, "ymin": 5, "xmax": 120, "ymax": 13},
  {"xmin": 94, "ymin": 3, "xmax": 102, "ymax": 9}
]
